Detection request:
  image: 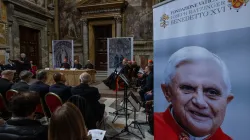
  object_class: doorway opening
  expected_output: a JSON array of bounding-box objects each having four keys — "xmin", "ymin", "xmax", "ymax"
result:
[
  {"xmin": 19, "ymin": 26, "xmax": 40, "ymax": 68},
  {"xmin": 93, "ymin": 24, "xmax": 112, "ymax": 71}
]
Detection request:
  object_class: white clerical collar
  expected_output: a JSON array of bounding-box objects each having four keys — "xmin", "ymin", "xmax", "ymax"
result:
[{"xmin": 170, "ymin": 107, "xmax": 209, "ymax": 140}]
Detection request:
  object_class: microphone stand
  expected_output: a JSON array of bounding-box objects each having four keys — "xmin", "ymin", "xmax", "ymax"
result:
[{"xmin": 109, "ymin": 61, "xmax": 127, "ymax": 123}]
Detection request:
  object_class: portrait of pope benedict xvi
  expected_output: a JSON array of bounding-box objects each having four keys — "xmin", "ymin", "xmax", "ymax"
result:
[{"xmin": 154, "ymin": 46, "xmax": 234, "ymax": 140}]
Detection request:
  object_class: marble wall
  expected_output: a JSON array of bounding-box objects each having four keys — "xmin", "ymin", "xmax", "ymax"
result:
[
  {"xmin": 59, "ymin": 0, "xmax": 82, "ymax": 45},
  {"xmin": 26, "ymin": 0, "xmax": 46, "ymax": 8},
  {"xmin": 124, "ymin": 0, "xmax": 153, "ymax": 40}
]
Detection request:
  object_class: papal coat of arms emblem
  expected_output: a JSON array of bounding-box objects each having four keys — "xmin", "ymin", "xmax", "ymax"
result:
[
  {"xmin": 228, "ymin": 0, "xmax": 249, "ymax": 12},
  {"xmin": 160, "ymin": 14, "xmax": 170, "ymax": 28}
]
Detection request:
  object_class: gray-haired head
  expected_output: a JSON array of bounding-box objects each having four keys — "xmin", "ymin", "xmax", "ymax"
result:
[
  {"xmin": 163, "ymin": 46, "xmax": 231, "ymax": 93},
  {"xmin": 37, "ymin": 70, "xmax": 47, "ymax": 81},
  {"xmin": 20, "ymin": 53, "xmax": 26, "ymax": 58},
  {"xmin": 79, "ymin": 72, "xmax": 91, "ymax": 84},
  {"xmin": 19, "ymin": 70, "xmax": 33, "ymax": 81}
]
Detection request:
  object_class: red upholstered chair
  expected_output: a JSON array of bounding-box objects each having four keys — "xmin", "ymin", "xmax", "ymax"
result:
[
  {"xmin": 30, "ymin": 65, "xmax": 37, "ymax": 76},
  {"xmin": 35, "ymin": 99, "xmax": 46, "ymax": 116},
  {"xmin": 6, "ymin": 89, "xmax": 19, "ymax": 102},
  {"xmin": 45, "ymin": 92, "xmax": 63, "ymax": 114}
]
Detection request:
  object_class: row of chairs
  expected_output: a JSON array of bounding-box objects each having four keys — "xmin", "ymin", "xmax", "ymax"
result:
[
  {"xmin": 0, "ymin": 90, "xmax": 106, "ymax": 130},
  {"xmin": 0, "ymin": 90, "xmax": 63, "ymax": 117}
]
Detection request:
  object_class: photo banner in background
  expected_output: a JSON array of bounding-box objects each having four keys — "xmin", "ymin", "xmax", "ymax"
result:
[
  {"xmin": 107, "ymin": 37, "xmax": 133, "ymax": 76},
  {"xmin": 153, "ymin": 0, "xmax": 250, "ymax": 139},
  {"xmin": 52, "ymin": 40, "xmax": 74, "ymax": 68}
]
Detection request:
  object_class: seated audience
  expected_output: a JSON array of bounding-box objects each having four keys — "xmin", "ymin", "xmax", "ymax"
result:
[
  {"xmin": 139, "ymin": 66, "xmax": 153, "ymax": 103},
  {"xmin": 84, "ymin": 60, "xmax": 94, "ymax": 69},
  {"xmin": 74, "ymin": 60, "xmax": 82, "ymax": 69},
  {"xmin": 0, "ymin": 92, "xmax": 48, "ymax": 140},
  {"xmin": 0, "ymin": 70, "xmax": 14, "ymax": 102},
  {"xmin": 29, "ymin": 70, "xmax": 50, "ymax": 117},
  {"xmin": 131, "ymin": 61, "xmax": 140, "ymax": 78},
  {"xmin": 49, "ymin": 72, "xmax": 71, "ymax": 102},
  {"xmin": 48, "ymin": 102, "xmax": 91, "ymax": 140},
  {"xmin": 4, "ymin": 59, "xmax": 16, "ymax": 70},
  {"xmin": 11, "ymin": 70, "xmax": 33, "ymax": 92},
  {"xmin": 60, "ymin": 59, "xmax": 70, "ymax": 69},
  {"xmin": 71, "ymin": 72, "xmax": 105, "ymax": 129}
]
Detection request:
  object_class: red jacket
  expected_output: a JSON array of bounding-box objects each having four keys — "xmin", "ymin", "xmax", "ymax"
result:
[{"xmin": 154, "ymin": 105, "xmax": 232, "ymax": 140}]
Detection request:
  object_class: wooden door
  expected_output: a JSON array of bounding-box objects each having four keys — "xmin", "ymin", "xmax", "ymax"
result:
[
  {"xmin": 19, "ymin": 26, "xmax": 40, "ymax": 68},
  {"xmin": 94, "ymin": 25, "xmax": 112, "ymax": 71}
]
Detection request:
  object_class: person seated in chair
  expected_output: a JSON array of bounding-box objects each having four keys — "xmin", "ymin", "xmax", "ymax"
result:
[
  {"xmin": 71, "ymin": 72, "xmax": 105, "ymax": 129},
  {"xmin": 11, "ymin": 70, "xmax": 33, "ymax": 92},
  {"xmin": 49, "ymin": 72, "xmax": 71, "ymax": 103},
  {"xmin": 4, "ymin": 59, "xmax": 16, "ymax": 70},
  {"xmin": 74, "ymin": 60, "xmax": 82, "ymax": 69},
  {"xmin": 0, "ymin": 92, "xmax": 48, "ymax": 140},
  {"xmin": 60, "ymin": 59, "xmax": 70, "ymax": 69},
  {"xmin": 139, "ymin": 66, "xmax": 153, "ymax": 105},
  {"xmin": 0, "ymin": 70, "xmax": 14, "ymax": 102},
  {"xmin": 84, "ymin": 60, "xmax": 94, "ymax": 69},
  {"xmin": 29, "ymin": 70, "xmax": 50, "ymax": 117}
]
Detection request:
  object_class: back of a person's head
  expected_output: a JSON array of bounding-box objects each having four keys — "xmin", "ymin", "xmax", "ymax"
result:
[
  {"xmin": 1, "ymin": 70, "xmax": 14, "ymax": 80},
  {"xmin": 19, "ymin": 70, "xmax": 33, "ymax": 81},
  {"xmin": 79, "ymin": 72, "xmax": 91, "ymax": 84},
  {"xmin": 49, "ymin": 102, "xmax": 91, "ymax": 140},
  {"xmin": 37, "ymin": 70, "xmax": 47, "ymax": 81},
  {"xmin": 53, "ymin": 73, "xmax": 62, "ymax": 83},
  {"xmin": 10, "ymin": 91, "xmax": 39, "ymax": 117}
]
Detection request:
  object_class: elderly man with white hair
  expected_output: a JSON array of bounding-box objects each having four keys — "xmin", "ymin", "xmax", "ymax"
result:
[
  {"xmin": 71, "ymin": 72, "xmax": 105, "ymax": 129},
  {"xmin": 154, "ymin": 46, "xmax": 233, "ymax": 140}
]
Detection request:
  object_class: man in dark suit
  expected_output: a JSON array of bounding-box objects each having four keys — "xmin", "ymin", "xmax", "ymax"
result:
[
  {"xmin": 74, "ymin": 60, "xmax": 82, "ymax": 69},
  {"xmin": 71, "ymin": 72, "xmax": 105, "ymax": 129},
  {"xmin": 11, "ymin": 70, "xmax": 33, "ymax": 92},
  {"xmin": 4, "ymin": 59, "xmax": 16, "ymax": 70},
  {"xmin": 20, "ymin": 53, "xmax": 31, "ymax": 71},
  {"xmin": 29, "ymin": 70, "xmax": 50, "ymax": 117},
  {"xmin": 0, "ymin": 70, "xmax": 14, "ymax": 102},
  {"xmin": 139, "ymin": 66, "xmax": 153, "ymax": 103},
  {"xmin": 119, "ymin": 58, "xmax": 130, "ymax": 78},
  {"xmin": 60, "ymin": 59, "xmax": 70, "ymax": 69},
  {"xmin": 84, "ymin": 60, "xmax": 94, "ymax": 69},
  {"xmin": 0, "ymin": 92, "xmax": 48, "ymax": 140},
  {"xmin": 49, "ymin": 72, "xmax": 71, "ymax": 102}
]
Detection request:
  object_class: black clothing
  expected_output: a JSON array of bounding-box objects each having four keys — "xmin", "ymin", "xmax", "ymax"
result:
[
  {"xmin": 139, "ymin": 72, "xmax": 153, "ymax": 102},
  {"xmin": 60, "ymin": 63, "xmax": 70, "ymax": 69},
  {"xmin": 84, "ymin": 63, "xmax": 94, "ymax": 69},
  {"xmin": 119, "ymin": 64, "xmax": 129, "ymax": 78},
  {"xmin": 49, "ymin": 83, "xmax": 72, "ymax": 102},
  {"xmin": 0, "ymin": 78, "xmax": 13, "ymax": 102},
  {"xmin": 0, "ymin": 119, "xmax": 48, "ymax": 140},
  {"xmin": 4, "ymin": 64, "xmax": 16, "ymax": 70},
  {"xmin": 20, "ymin": 57, "xmax": 31, "ymax": 71},
  {"xmin": 11, "ymin": 81, "xmax": 29, "ymax": 92},
  {"xmin": 71, "ymin": 83, "xmax": 105, "ymax": 129},
  {"xmin": 29, "ymin": 81, "xmax": 51, "ymax": 117},
  {"xmin": 74, "ymin": 63, "xmax": 82, "ymax": 69}
]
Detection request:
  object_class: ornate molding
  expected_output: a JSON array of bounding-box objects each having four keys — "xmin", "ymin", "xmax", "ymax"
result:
[
  {"xmin": 3, "ymin": 0, "xmax": 53, "ymax": 19},
  {"xmin": 114, "ymin": 15, "xmax": 122, "ymax": 23},
  {"xmin": 80, "ymin": 18, "xmax": 88, "ymax": 26}
]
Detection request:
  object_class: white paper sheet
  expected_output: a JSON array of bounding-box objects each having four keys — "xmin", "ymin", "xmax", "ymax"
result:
[{"xmin": 88, "ymin": 129, "xmax": 106, "ymax": 140}]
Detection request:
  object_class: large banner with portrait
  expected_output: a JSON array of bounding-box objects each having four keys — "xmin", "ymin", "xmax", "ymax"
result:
[
  {"xmin": 52, "ymin": 40, "xmax": 74, "ymax": 68},
  {"xmin": 153, "ymin": 0, "xmax": 250, "ymax": 139},
  {"xmin": 107, "ymin": 37, "xmax": 133, "ymax": 76}
]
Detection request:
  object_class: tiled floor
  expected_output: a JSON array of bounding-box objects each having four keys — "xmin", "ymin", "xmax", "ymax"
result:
[{"xmin": 100, "ymin": 97, "xmax": 154, "ymax": 140}]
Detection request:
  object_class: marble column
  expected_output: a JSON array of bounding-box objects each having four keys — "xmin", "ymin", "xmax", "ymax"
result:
[
  {"xmin": 115, "ymin": 16, "xmax": 122, "ymax": 37},
  {"xmin": 82, "ymin": 18, "xmax": 88, "ymax": 65}
]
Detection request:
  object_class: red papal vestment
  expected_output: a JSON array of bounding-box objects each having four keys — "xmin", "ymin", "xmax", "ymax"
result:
[{"xmin": 154, "ymin": 105, "xmax": 232, "ymax": 140}]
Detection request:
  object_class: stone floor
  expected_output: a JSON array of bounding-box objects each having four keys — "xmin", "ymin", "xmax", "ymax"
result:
[
  {"xmin": 95, "ymin": 81, "xmax": 153, "ymax": 140},
  {"xmin": 99, "ymin": 97, "xmax": 154, "ymax": 140}
]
